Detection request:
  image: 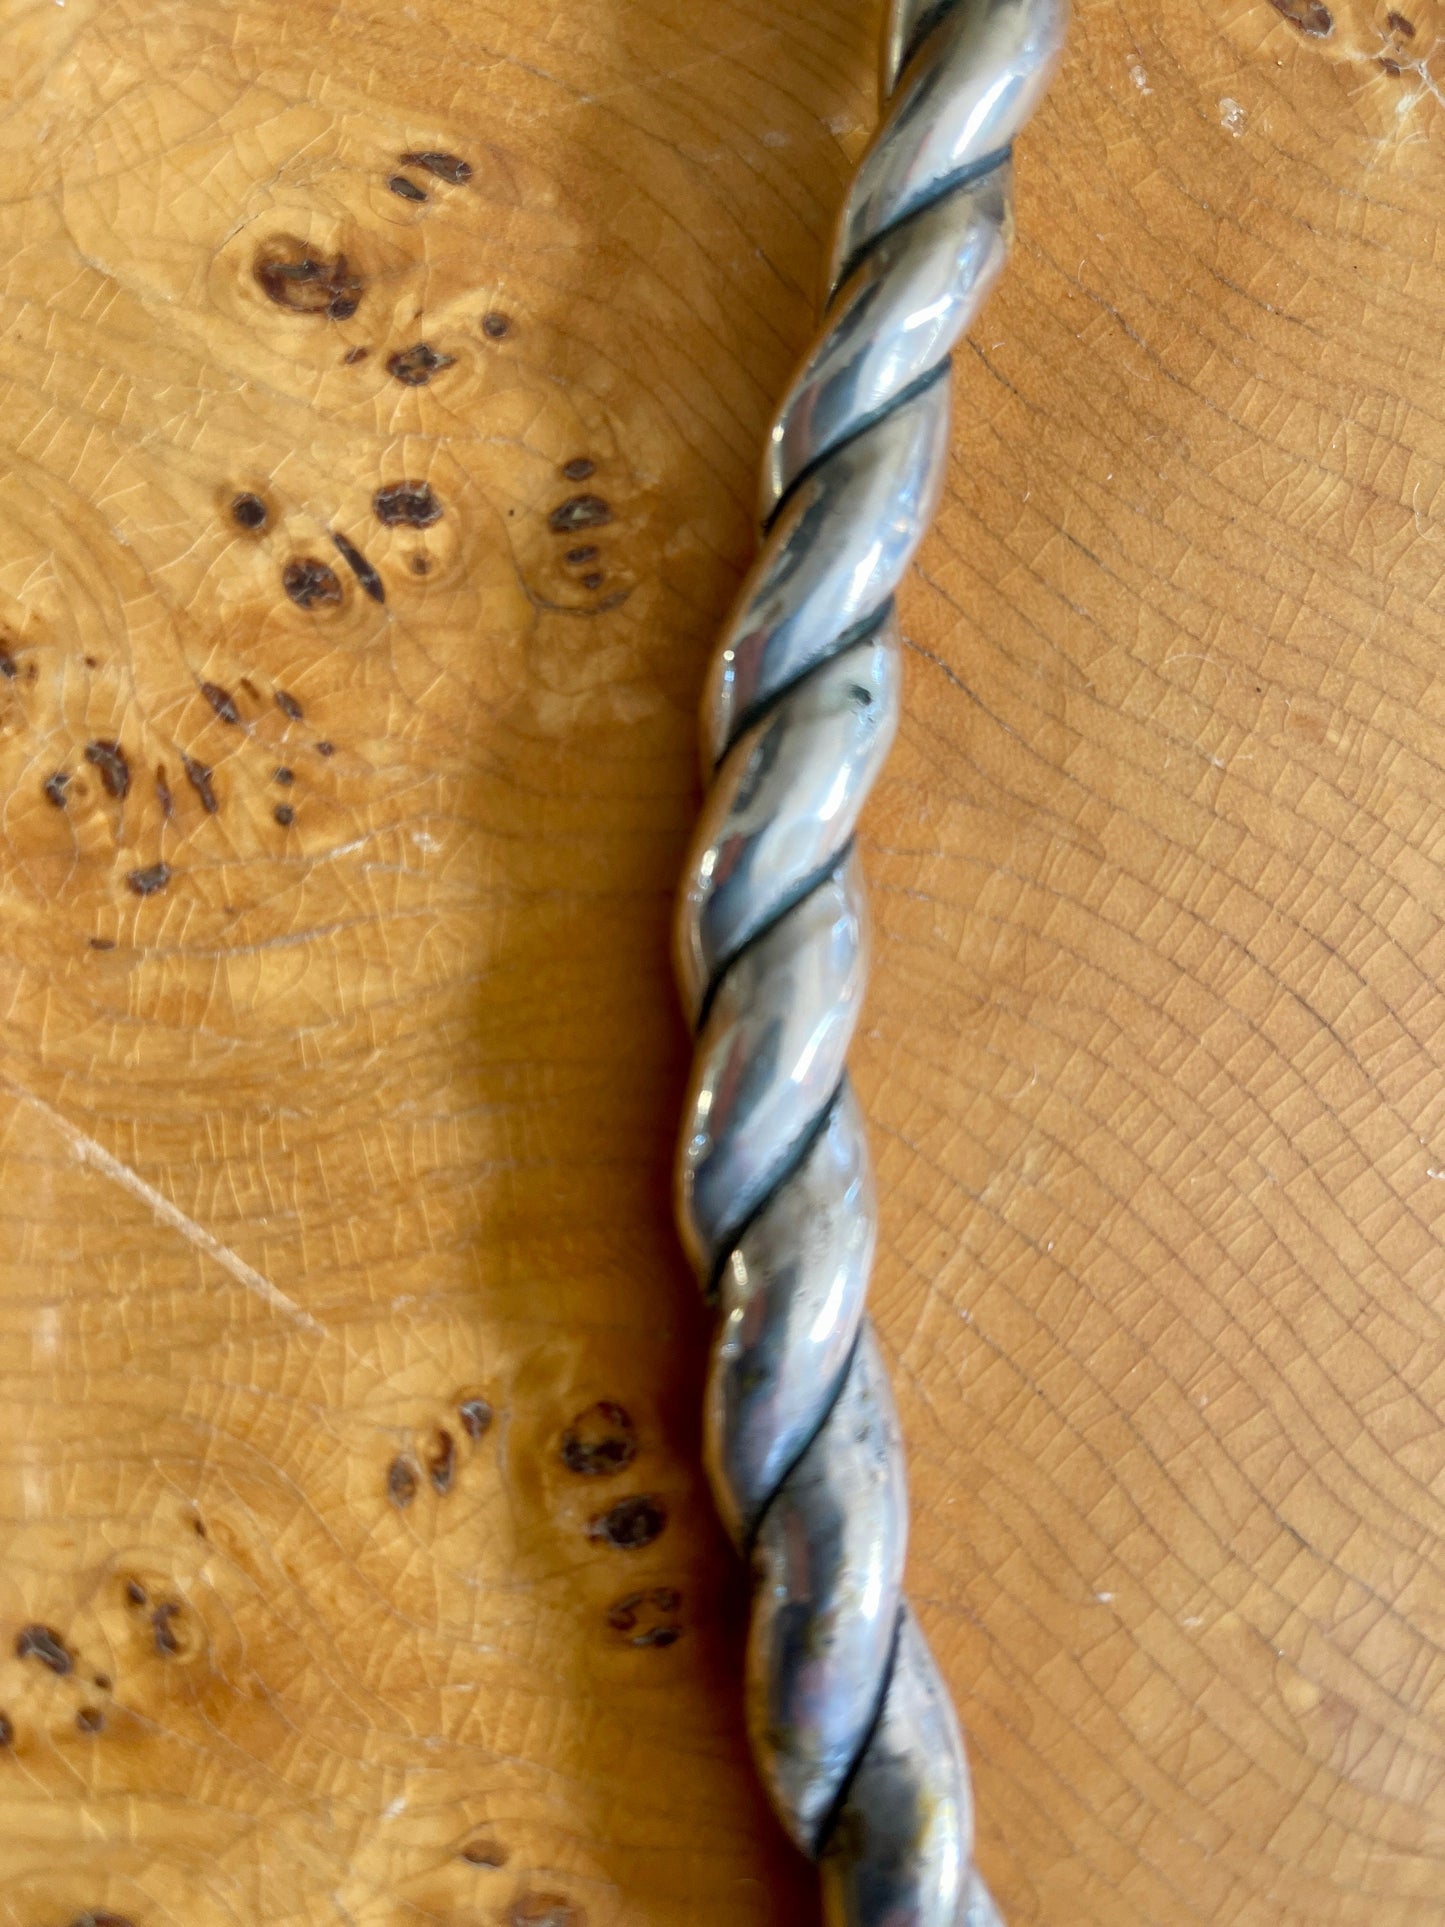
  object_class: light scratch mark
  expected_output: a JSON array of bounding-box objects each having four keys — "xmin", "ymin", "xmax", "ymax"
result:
[{"xmin": 4, "ymin": 1082, "xmax": 323, "ymax": 1335}]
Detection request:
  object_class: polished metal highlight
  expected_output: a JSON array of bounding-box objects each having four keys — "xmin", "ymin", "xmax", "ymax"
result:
[{"xmin": 673, "ymin": 3, "xmax": 1067, "ymax": 1921}]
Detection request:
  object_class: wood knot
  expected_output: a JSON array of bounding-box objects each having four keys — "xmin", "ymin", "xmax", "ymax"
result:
[
  {"xmin": 560, "ymin": 1401, "xmax": 637, "ymax": 1477},
  {"xmin": 15, "ymin": 1624, "xmax": 71, "ymax": 1674},
  {"xmin": 586, "ymin": 1495, "xmax": 666, "ymax": 1550},
  {"xmin": 254, "ymin": 237, "xmax": 363, "ymax": 318}
]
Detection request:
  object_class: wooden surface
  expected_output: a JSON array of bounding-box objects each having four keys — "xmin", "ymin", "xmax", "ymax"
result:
[{"xmin": 1, "ymin": 0, "xmax": 1444, "ymax": 1921}]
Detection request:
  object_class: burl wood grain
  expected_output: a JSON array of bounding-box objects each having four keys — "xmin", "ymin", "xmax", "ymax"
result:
[{"xmin": 0, "ymin": 0, "xmax": 1442, "ymax": 1921}]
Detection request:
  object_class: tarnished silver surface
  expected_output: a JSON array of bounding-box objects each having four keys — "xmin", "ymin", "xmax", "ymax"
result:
[
  {"xmin": 820, "ymin": 1607, "xmax": 976, "ymax": 1927},
  {"xmin": 749, "ymin": 1326, "xmax": 907, "ymax": 1852},
  {"xmin": 706, "ymin": 1085, "xmax": 873, "ymax": 1546},
  {"xmin": 673, "ymin": 2, "xmax": 1067, "ymax": 1920}
]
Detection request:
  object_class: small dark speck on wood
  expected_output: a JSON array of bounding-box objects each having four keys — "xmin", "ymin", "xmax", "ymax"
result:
[
  {"xmin": 561, "ymin": 1400, "xmax": 637, "ymax": 1476},
  {"xmin": 459, "ymin": 1397, "xmax": 492, "ymax": 1440},
  {"xmin": 400, "ymin": 150, "xmax": 473, "ymax": 183},
  {"xmin": 0, "ymin": 1712, "xmax": 12, "ymax": 1747},
  {"xmin": 388, "ymin": 1456, "xmax": 419, "ymax": 1507},
  {"xmin": 273, "ymin": 803, "xmax": 294, "ymax": 827},
  {"xmin": 231, "ymin": 492, "xmax": 267, "ymax": 530},
  {"xmin": 586, "ymin": 1494, "xmax": 666, "ymax": 1550},
  {"xmin": 15, "ymin": 1624, "xmax": 71, "ymax": 1674},
  {"xmin": 509, "ymin": 1895, "xmax": 582, "ymax": 1927},
  {"xmin": 343, "ymin": 345, "xmax": 370, "ymax": 364},
  {"xmin": 387, "ymin": 174, "xmax": 427, "ymax": 201},
  {"xmin": 332, "ymin": 531, "xmax": 386, "ymax": 602},
  {"xmin": 565, "ymin": 545, "xmax": 598, "ymax": 566},
  {"xmin": 199, "ymin": 680, "xmax": 241, "ymax": 724},
  {"xmin": 125, "ymin": 1581, "xmax": 148, "ymax": 1606},
  {"xmin": 315, "ymin": 740, "xmax": 335, "ymax": 757},
  {"xmin": 461, "ymin": 1837, "xmax": 507, "ymax": 1867},
  {"xmin": 481, "ymin": 311, "xmax": 511, "ymax": 339},
  {"xmin": 75, "ymin": 1706, "xmax": 105, "ymax": 1734},
  {"xmin": 274, "ymin": 765, "xmax": 294, "ymax": 785},
  {"xmin": 0, "ymin": 646, "xmax": 16, "ymax": 678},
  {"xmin": 155, "ymin": 765, "xmax": 174, "ymax": 818},
  {"xmin": 275, "ymin": 688, "xmax": 304, "ymax": 721},
  {"xmin": 628, "ymin": 1624, "xmax": 680, "ymax": 1649},
  {"xmin": 609, "ymin": 1587, "xmax": 680, "ymax": 1625},
  {"xmin": 284, "ymin": 557, "xmax": 343, "ymax": 609},
  {"xmin": 127, "ymin": 862, "xmax": 170, "ymax": 898},
  {"xmin": 182, "ymin": 755, "xmax": 218, "ymax": 814},
  {"xmin": 387, "ymin": 342, "xmax": 455, "ymax": 386},
  {"xmin": 427, "ymin": 1428, "xmax": 456, "ymax": 1495},
  {"xmin": 69, "ymin": 1914, "xmax": 136, "ymax": 1927},
  {"xmin": 374, "ymin": 480, "xmax": 443, "ymax": 527},
  {"xmin": 89, "ymin": 937, "xmax": 115, "ymax": 951},
  {"xmin": 1268, "ymin": 0, "xmax": 1332, "ymax": 32},
  {"xmin": 151, "ymin": 1602, "xmax": 182, "ymax": 1656},
  {"xmin": 85, "ymin": 740, "xmax": 129, "ymax": 799},
  {"xmin": 43, "ymin": 771, "xmax": 70, "ymax": 808},
  {"xmin": 562, "ymin": 457, "xmax": 595, "ymax": 481},
  {"xmin": 549, "ymin": 495, "xmax": 612, "ymax": 534},
  {"xmin": 1387, "ymin": 9, "xmax": 1416, "ymax": 33}
]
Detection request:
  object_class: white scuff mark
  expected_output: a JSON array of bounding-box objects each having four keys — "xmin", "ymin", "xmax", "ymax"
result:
[
  {"xmin": 1130, "ymin": 63, "xmax": 1151, "ymax": 93},
  {"xmin": 762, "ymin": 129, "xmax": 788, "ymax": 148},
  {"xmin": 34, "ymin": 1304, "xmax": 60, "ymax": 1357},
  {"xmin": 411, "ymin": 830, "xmax": 440, "ymax": 852},
  {"xmin": 381, "ymin": 1794, "xmax": 408, "ymax": 1820},
  {"xmin": 1095, "ymin": 1590, "xmax": 1115, "ymax": 1604},
  {"xmin": 21, "ymin": 1445, "xmax": 48, "ymax": 1516},
  {"xmin": 4, "ymin": 1083, "xmax": 322, "ymax": 1335},
  {"xmin": 1219, "ymin": 97, "xmax": 1246, "ymax": 136}
]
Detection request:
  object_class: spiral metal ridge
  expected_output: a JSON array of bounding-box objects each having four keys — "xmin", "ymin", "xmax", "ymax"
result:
[{"xmin": 673, "ymin": 3, "xmax": 1066, "ymax": 1921}]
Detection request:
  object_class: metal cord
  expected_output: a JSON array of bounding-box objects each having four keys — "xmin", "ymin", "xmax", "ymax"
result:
[{"xmin": 673, "ymin": 4, "xmax": 1067, "ymax": 1921}]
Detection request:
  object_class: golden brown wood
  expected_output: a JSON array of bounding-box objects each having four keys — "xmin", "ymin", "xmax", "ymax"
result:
[{"xmin": 1, "ymin": 1, "xmax": 1443, "ymax": 1922}]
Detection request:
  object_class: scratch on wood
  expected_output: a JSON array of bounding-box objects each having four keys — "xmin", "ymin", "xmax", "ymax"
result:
[{"xmin": 2, "ymin": 1083, "xmax": 323, "ymax": 1335}]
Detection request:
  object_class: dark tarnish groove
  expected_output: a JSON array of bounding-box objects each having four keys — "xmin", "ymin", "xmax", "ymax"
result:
[
  {"xmin": 702, "ymin": 1079, "xmax": 847, "ymax": 1304},
  {"xmin": 741, "ymin": 1313, "xmax": 866, "ymax": 1566},
  {"xmin": 812, "ymin": 1606, "xmax": 907, "ymax": 1858},
  {"xmin": 717, "ymin": 601, "xmax": 895, "ymax": 769},
  {"xmin": 693, "ymin": 843, "xmax": 856, "ymax": 1035},
  {"xmin": 761, "ymin": 360, "xmax": 951, "ymax": 537},
  {"xmin": 830, "ymin": 143, "xmax": 1014, "ymax": 300}
]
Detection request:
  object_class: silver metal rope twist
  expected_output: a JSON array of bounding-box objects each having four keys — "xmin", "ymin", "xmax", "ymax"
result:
[{"xmin": 673, "ymin": 4, "xmax": 1067, "ymax": 1921}]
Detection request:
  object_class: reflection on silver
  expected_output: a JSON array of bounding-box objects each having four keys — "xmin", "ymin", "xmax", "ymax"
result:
[{"xmin": 673, "ymin": 2, "xmax": 1067, "ymax": 1920}]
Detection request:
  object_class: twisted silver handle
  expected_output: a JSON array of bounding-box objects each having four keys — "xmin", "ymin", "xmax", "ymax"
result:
[{"xmin": 673, "ymin": 3, "xmax": 1067, "ymax": 1921}]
